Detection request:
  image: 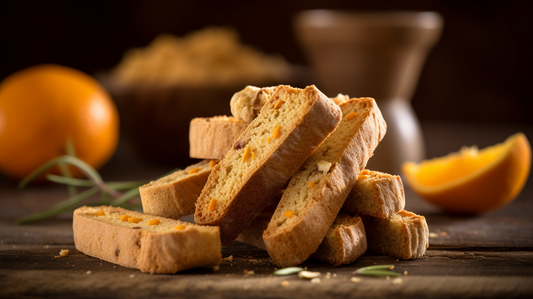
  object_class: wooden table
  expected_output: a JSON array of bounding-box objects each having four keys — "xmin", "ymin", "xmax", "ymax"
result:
[{"xmin": 1, "ymin": 121, "xmax": 533, "ymax": 298}]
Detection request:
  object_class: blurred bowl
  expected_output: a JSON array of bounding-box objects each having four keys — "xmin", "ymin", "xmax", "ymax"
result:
[{"xmin": 98, "ymin": 69, "xmax": 307, "ymax": 168}]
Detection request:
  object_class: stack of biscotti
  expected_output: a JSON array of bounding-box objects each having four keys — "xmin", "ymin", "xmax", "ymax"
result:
[
  {"xmin": 194, "ymin": 85, "xmax": 342, "ymax": 245},
  {"xmin": 237, "ymin": 168, "xmax": 428, "ymax": 262},
  {"xmin": 139, "ymin": 84, "xmax": 428, "ymax": 266},
  {"xmin": 261, "ymin": 96, "xmax": 386, "ymax": 267}
]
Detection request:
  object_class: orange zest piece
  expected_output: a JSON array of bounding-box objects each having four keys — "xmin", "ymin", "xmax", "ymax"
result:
[
  {"xmin": 266, "ymin": 136, "xmax": 271, "ymax": 143},
  {"xmin": 147, "ymin": 219, "xmax": 161, "ymax": 226},
  {"xmin": 308, "ymin": 181, "xmax": 314, "ymax": 188},
  {"xmin": 242, "ymin": 146, "xmax": 251, "ymax": 162},
  {"xmin": 283, "ymin": 211, "xmax": 295, "ymax": 218},
  {"xmin": 272, "ymin": 126, "xmax": 281, "ymax": 139},
  {"xmin": 360, "ymin": 169, "xmax": 370, "ymax": 175},
  {"xmin": 120, "ymin": 215, "xmax": 130, "ymax": 222},
  {"xmin": 252, "ymin": 151, "xmax": 255, "ymax": 160},
  {"xmin": 175, "ymin": 225, "xmax": 187, "ymax": 230},
  {"xmin": 188, "ymin": 168, "xmax": 201, "ymax": 175},
  {"xmin": 96, "ymin": 211, "xmax": 105, "ymax": 216},
  {"xmin": 128, "ymin": 217, "xmax": 143, "ymax": 224},
  {"xmin": 209, "ymin": 198, "xmax": 218, "ymax": 211},
  {"xmin": 274, "ymin": 100, "xmax": 285, "ymax": 109},
  {"xmin": 209, "ymin": 160, "xmax": 218, "ymax": 168},
  {"xmin": 345, "ymin": 112, "xmax": 359, "ymax": 121},
  {"xmin": 359, "ymin": 175, "xmax": 369, "ymax": 180}
]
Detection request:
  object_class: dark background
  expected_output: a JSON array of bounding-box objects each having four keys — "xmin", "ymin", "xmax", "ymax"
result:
[{"xmin": 1, "ymin": 0, "xmax": 531, "ymax": 125}]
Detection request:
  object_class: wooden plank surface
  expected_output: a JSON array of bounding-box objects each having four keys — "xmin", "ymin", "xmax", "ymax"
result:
[{"xmin": 1, "ymin": 121, "xmax": 533, "ymax": 298}]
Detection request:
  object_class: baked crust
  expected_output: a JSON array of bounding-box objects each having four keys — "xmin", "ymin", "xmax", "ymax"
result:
[
  {"xmin": 73, "ymin": 206, "xmax": 221, "ymax": 274},
  {"xmin": 189, "ymin": 116, "xmax": 248, "ymax": 160},
  {"xmin": 194, "ymin": 85, "xmax": 342, "ymax": 246},
  {"xmin": 311, "ymin": 213, "xmax": 367, "ymax": 266},
  {"xmin": 262, "ymin": 98, "xmax": 386, "ymax": 267},
  {"xmin": 361, "ymin": 210, "xmax": 429, "ymax": 259},
  {"xmin": 342, "ymin": 170, "xmax": 405, "ymax": 219},
  {"xmin": 140, "ymin": 159, "xmax": 217, "ymax": 219}
]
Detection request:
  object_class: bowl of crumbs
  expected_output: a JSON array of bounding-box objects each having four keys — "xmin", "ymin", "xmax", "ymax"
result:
[{"xmin": 99, "ymin": 27, "xmax": 292, "ymax": 167}]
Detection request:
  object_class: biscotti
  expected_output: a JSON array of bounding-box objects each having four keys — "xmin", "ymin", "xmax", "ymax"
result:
[
  {"xmin": 262, "ymin": 97, "xmax": 386, "ymax": 267},
  {"xmin": 342, "ymin": 169, "xmax": 405, "ymax": 219},
  {"xmin": 195, "ymin": 85, "xmax": 342, "ymax": 246},
  {"xmin": 189, "ymin": 116, "xmax": 248, "ymax": 160},
  {"xmin": 361, "ymin": 210, "xmax": 429, "ymax": 259},
  {"xmin": 140, "ymin": 159, "xmax": 218, "ymax": 219},
  {"xmin": 311, "ymin": 213, "xmax": 367, "ymax": 266},
  {"xmin": 73, "ymin": 206, "xmax": 221, "ymax": 274},
  {"xmin": 229, "ymin": 85, "xmax": 278, "ymax": 122}
]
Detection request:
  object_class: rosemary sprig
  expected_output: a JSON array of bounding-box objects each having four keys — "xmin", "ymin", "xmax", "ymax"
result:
[
  {"xmin": 16, "ymin": 155, "xmax": 150, "ymax": 225},
  {"xmin": 353, "ymin": 265, "xmax": 400, "ymax": 277}
]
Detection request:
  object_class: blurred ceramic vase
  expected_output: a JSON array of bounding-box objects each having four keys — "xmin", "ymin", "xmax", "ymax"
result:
[{"xmin": 294, "ymin": 10, "xmax": 443, "ymax": 175}]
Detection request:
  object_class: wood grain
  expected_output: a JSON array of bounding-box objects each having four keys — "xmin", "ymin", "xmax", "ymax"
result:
[{"xmin": 1, "ymin": 121, "xmax": 532, "ymax": 298}]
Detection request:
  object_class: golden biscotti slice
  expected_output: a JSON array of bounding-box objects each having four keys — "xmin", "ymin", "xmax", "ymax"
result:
[
  {"xmin": 195, "ymin": 85, "xmax": 342, "ymax": 246},
  {"xmin": 189, "ymin": 116, "xmax": 248, "ymax": 160},
  {"xmin": 262, "ymin": 97, "xmax": 387, "ymax": 267},
  {"xmin": 311, "ymin": 213, "xmax": 367, "ymax": 266},
  {"xmin": 140, "ymin": 159, "xmax": 219, "ymax": 219},
  {"xmin": 73, "ymin": 206, "xmax": 221, "ymax": 274},
  {"xmin": 341, "ymin": 169, "xmax": 405, "ymax": 219},
  {"xmin": 361, "ymin": 210, "xmax": 429, "ymax": 259}
]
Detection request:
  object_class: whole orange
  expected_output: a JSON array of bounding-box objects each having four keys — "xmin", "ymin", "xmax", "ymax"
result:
[{"xmin": 0, "ymin": 64, "xmax": 119, "ymax": 180}]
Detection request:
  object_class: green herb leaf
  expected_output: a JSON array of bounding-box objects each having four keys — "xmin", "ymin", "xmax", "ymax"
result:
[
  {"xmin": 355, "ymin": 270, "xmax": 400, "ymax": 277},
  {"xmin": 273, "ymin": 267, "xmax": 304, "ymax": 276},
  {"xmin": 356, "ymin": 265, "xmax": 395, "ymax": 271},
  {"xmin": 46, "ymin": 174, "xmax": 95, "ymax": 187},
  {"xmin": 353, "ymin": 265, "xmax": 400, "ymax": 277},
  {"xmin": 111, "ymin": 188, "xmax": 140, "ymax": 206},
  {"xmin": 16, "ymin": 187, "xmax": 99, "ymax": 224}
]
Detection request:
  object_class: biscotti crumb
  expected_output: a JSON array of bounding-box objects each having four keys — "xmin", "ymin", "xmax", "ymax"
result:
[
  {"xmin": 213, "ymin": 265, "xmax": 220, "ymax": 271},
  {"xmin": 429, "ymin": 232, "xmax": 438, "ymax": 238},
  {"xmin": 351, "ymin": 277, "xmax": 361, "ymax": 283},
  {"xmin": 393, "ymin": 278, "xmax": 403, "ymax": 285},
  {"xmin": 60, "ymin": 249, "xmax": 69, "ymax": 257},
  {"xmin": 130, "ymin": 274, "xmax": 135, "ymax": 278},
  {"xmin": 281, "ymin": 281, "xmax": 290, "ymax": 287},
  {"xmin": 440, "ymin": 232, "xmax": 447, "ymax": 236},
  {"xmin": 299, "ymin": 271, "xmax": 320, "ymax": 279},
  {"xmin": 311, "ymin": 278, "xmax": 321, "ymax": 284},
  {"xmin": 404, "ymin": 271, "xmax": 408, "ymax": 275},
  {"xmin": 245, "ymin": 270, "xmax": 255, "ymax": 275},
  {"xmin": 86, "ymin": 270, "xmax": 92, "ymax": 275},
  {"xmin": 223, "ymin": 255, "xmax": 234, "ymax": 262}
]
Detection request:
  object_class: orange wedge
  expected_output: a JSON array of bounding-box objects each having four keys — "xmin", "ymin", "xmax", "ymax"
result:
[{"xmin": 402, "ymin": 133, "xmax": 531, "ymax": 214}]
